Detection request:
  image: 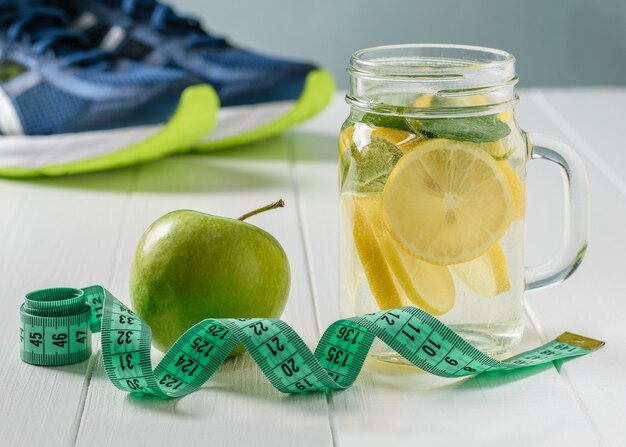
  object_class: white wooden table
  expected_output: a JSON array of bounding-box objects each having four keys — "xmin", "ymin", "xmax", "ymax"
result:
[{"xmin": 1, "ymin": 89, "xmax": 624, "ymax": 447}]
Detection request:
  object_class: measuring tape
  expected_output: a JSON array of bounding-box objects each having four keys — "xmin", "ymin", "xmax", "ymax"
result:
[{"xmin": 19, "ymin": 286, "xmax": 604, "ymax": 398}]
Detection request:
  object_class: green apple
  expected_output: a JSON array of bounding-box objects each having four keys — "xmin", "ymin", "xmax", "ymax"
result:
[{"xmin": 129, "ymin": 200, "xmax": 290, "ymax": 353}]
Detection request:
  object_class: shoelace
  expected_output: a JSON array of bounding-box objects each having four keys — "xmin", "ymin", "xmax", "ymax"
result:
[
  {"xmin": 107, "ymin": 0, "xmax": 227, "ymax": 49},
  {"xmin": 0, "ymin": 2, "xmax": 111, "ymax": 67}
]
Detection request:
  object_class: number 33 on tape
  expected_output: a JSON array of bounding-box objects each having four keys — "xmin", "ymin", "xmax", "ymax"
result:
[{"xmin": 19, "ymin": 286, "xmax": 604, "ymax": 398}]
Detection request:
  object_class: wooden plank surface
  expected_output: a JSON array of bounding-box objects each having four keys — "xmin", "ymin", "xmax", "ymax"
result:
[
  {"xmin": 0, "ymin": 89, "xmax": 623, "ymax": 447},
  {"xmin": 0, "ymin": 170, "xmax": 135, "ymax": 446},
  {"xmin": 73, "ymin": 143, "xmax": 334, "ymax": 447},
  {"xmin": 521, "ymin": 89, "xmax": 626, "ymax": 447},
  {"xmin": 531, "ymin": 88, "xmax": 626, "ymax": 194}
]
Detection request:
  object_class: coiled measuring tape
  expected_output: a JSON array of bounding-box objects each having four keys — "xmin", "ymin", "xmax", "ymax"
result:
[{"xmin": 19, "ymin": 286, "xmax": 604, "ymax": 398}]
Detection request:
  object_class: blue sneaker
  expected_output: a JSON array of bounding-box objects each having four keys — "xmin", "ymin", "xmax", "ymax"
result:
[
  {"xmin": 0, "ymin": 2, "xmax": 218, "ymax": 177},
  {"xmin": 68, "ymin": 0, "xmax": 335, "ymax": 151}
]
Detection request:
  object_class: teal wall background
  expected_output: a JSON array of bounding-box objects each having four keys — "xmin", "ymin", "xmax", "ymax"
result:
[{"xmin": 175, "ymin": 0, "xmax": 626, "ymax": 89}]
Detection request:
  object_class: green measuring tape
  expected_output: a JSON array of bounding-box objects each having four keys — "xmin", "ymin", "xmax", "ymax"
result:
[{"xmin": 19, "ymin": 286, "xmax": 604, "ymax": 398}]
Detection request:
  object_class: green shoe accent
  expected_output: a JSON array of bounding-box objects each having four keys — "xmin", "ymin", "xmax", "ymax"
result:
[
  {"xmin": 0, "ymin": 85, "xmax": 218, "ymax": 178},
  {"xmin": 194, "ymin": 69, "xmax": 335, "ymax": 152}
]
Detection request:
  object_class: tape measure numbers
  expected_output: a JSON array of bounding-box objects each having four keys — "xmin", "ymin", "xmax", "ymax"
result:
[{"xmin": 19, "ymin": 286, "xmax": 604, "ymax": 398}]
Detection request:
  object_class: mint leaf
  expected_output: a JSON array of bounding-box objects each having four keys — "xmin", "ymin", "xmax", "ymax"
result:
[
  {"xmin": 407, "ymin": 114, "xmax": 510, "ymax": 143},
  {"xmin": 360, "ymin": 113, "xmax": 413, "ymax": 132},
  {"xmin": 341, "ymin": 138, "xmax": 403, "ymax": 193}
]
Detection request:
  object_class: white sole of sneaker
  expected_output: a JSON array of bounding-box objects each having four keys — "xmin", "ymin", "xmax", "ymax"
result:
[
  {"xmin": 0, "ymin": 85, "xmax": 218, "ymax": 178},
  {"xmin": 194, "ymin": 69, "xmax": 335, "ymax": 152},
  {"xmin": 201, "ymin": 101, "xmax": 295, "ymax": 143},
  {"xmin": 0, "ymin": 124, "xmax": 163, "ymax": 169}
]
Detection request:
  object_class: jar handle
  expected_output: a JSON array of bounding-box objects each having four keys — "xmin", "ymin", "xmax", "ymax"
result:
[{"xmin": 525, "ymin": 133, "xmax": 589, "ymax": 291}]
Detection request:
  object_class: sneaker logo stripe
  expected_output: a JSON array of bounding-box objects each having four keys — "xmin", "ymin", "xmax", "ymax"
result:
[
  {"xmin": 101, "ymin": 26, "xmax": 127, "ymax": 52},
  {"xmin": 72, "ymin": 12, "xmax": 99, "ymax": 32}
]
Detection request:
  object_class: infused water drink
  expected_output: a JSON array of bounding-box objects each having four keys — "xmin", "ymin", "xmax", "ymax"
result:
[
  {"xmin": 339, "ymin": 111, "xmax": 528, "ymax": 360},
  {"xmin": 339, "ymin": 44, "xmax": 589, "ymax": 364}
]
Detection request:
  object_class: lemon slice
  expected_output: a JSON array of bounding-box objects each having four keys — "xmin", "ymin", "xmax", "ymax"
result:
[
  {"xmin": 339, "ymin": 125, "xmax": 355, "ymax": 154},
  {"xmin": 339, "ymin": 124, "xmax": 421, "ymax": 154},
  {"xmin": 413, "ymin": 94, "xmax": 434, "ymax": 108},
  {"xmin": 382, "ymin": 138, "xmax": 514, "ymax": 265},
  {"xmin": 370, "ymin": 127, "xmax": 421, "ymax": 153},
  {"xmin": 497, "ymin": 110, "xmax": 513, "ymax": 123},
  {"xmin": 354, "ymin": 195, "xmax": 455, "ymax": 315},
  {"xmin": 353, "ymin": 195, "xmax": 403, "ymax": 310},
  {"xmin": 414, "ymin": 94, "xmax": 512, "ymax": 122},
  {"xmin": 499, "ymin": 161, "xmax": 525, "ymax": 220},
  {"xmin": 450, "ymin": 243, "xmax": 510, "ymax": 297},
  {"xmin": 480, "ymin": 138, "xmax": 525, "ymax": 219},
  {"xmin": 382, "ymin": 238, "xmax": 455, "ymax": 315},
  {"xmin": 340, "ymin": 195, "xmax": 358, "ymax": 305},
  {"xmin": 459, "ymin": 93, "xmax": 512, "ymax": 122}
]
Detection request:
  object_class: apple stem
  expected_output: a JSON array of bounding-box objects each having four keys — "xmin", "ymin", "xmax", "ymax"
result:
[{"xmin": 238, "ymin": 199, "xmax": 285, "ymax": 221}]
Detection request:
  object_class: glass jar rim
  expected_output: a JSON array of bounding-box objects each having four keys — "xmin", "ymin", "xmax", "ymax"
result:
[
  {"xmin": 346, "ymin": 44, "xmax": 519, "ymax": 118},
  {"xmin": 348, "ymin": 43, "xmax": 516, "ymax": 81}
]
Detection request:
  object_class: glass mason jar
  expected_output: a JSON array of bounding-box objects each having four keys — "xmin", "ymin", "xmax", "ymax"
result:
[{"xmin": 338, "ymin": 44, "xmax": 588, "ymax": 362}]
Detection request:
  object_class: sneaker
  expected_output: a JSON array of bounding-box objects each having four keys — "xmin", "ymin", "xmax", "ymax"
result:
[
  {"xmin": 0, "ymin": 2, "xmax": 218, "ymax": 177},
  {"xmin": 68, "ymin": 0, "xmax": 335, "ymax": 151}
]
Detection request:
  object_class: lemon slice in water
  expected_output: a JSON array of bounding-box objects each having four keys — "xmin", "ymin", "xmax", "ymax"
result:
[
  {"xmin": 340, "ymin": 125, "xmax": 421, "ymax": 155},
  {"xmin": 382, "ymin": 139, "xmax": 514, "ymax": 265},
  {"xmin": 499, "ymin": 160, "xmax": 525, "ymax": 220},
  {"xmin": 353, "ymin": 195, "xmax": 403, "ymax": 310},
  {"xmin": 354, "ymin": 194, "xmax": 455, "ymax": 314},
  {"xmin": 450, "ymin": 243, "xmax": 510, "ymax": 297}
]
